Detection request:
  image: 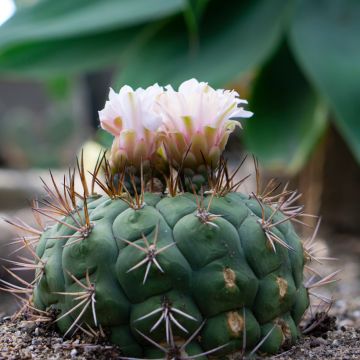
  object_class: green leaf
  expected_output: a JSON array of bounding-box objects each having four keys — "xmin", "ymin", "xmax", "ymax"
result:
[
  {"xmin": 115, "ymin": 0, "xmax": 293, "ymax": 88},
  {"xmin": 289, "ymin": 0, "xmax": 360, "ymax": 162},
  {"xmin": 45, "ymin": 76, "xmax": 72, "ymax": 100},
  {"xmin": 243, "ymin": 44, "xmax": 328, "ymax": 174},
  {"xmin": 0, "ymin": 0, "xmax": 184, "ymax": 48},
  {"xmin": 183, "ymin": 0, "xmax": 209, "ymax": 51},
  {"xmin": 0, "ymin": 0, "xmax": 187, "ymax": 77},
  {"xmin": 0, "ymin": 26, "xmax": 145, "ymax": 77}
]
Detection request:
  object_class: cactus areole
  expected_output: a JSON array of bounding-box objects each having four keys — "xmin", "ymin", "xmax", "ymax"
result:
[{"xmin": 4, "ymin": 80, "xmax": 318, "ymax": 358}]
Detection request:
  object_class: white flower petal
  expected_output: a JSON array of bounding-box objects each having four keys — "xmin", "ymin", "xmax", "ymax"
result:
[
  {"xmin": 231, "ymin": 108, "xmax": 253, "ymax": 119},
  {"xmin": 158, "ymin": 78, "xmax": 252, "ymax": 131},
  {"xmin": 157, "ymin": 78, "xmax": 253, "ymax": 167},
  {"xmin": 99, "ymin": 83, "xmax": 165, "ymax": 164}
]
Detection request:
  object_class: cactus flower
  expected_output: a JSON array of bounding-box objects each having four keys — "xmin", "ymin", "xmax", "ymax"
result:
[
  {"xmin": 157, "ymin": 78, "xmax": 252, "ymax": 169},
  {"xmin": 99, "ymin": 84, "xmax": 164, "ymax": 168}
]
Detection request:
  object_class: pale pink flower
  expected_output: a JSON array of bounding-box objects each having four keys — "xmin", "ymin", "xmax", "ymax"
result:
[
  {"xmin": 156, "ymin": 78, "xmax": 253, "ymax": 169},
  {"xmin": 99, "ymin": 84, "xmax": 164, "ymax": 167}
]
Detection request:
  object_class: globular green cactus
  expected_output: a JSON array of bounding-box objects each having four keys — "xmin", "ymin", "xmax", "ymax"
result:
[
  {"xmin": 2, "ymin": 79, "xmax": 336, "ymax": 359},
  {"xmin": 10, "ymin": 156, "xmax": 309, "ymax": 359}
]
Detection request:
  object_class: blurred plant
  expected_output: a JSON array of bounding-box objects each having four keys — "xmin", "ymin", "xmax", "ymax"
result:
[
  {"xmin": 0, "ymin": 0, "xmax": 359, "ymax": 174},
  {"xmin": 0, "ymin": 73, "xmax": 86, "ymax": 168},
  {"xmin": 0, "ymin": 104, "xmax": 77, "ymax": 168}
]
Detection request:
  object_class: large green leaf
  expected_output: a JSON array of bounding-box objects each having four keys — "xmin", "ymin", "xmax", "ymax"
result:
[
  {"xmin": 0, "ymin": 0, "xmax": 186, "ymax": 77},
  {"xmin": 0, "ymin": 0, "xmax": 184, "ymax": 47},
  {"xmin": 115, "ymin": 0, "xmax": 293, "ymax": 88},
  {"xmin": 243, "ymin": 44, "xmax": 328, "ymax": 174},
  {"xmin": 289, "ymin": 0, "xmax": 360, "ymax": 162},
  {"xmin": 183, "ymin": 0, "xmax": 209, "ymax": 51},
  {"xmin": 0, "ymin": 26, "xmax": 145, "ymax": 77}
]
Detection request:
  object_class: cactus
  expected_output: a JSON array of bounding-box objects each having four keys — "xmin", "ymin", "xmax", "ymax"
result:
[{"xmin": 1, "ymin": 79, "xmax": 337, "ymax": 358}]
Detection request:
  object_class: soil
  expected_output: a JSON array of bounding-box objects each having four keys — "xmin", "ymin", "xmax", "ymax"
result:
[
  {"xmin": 0, "ymin": 296, "xmax": 359, "ymax": 360},
  {"xmin": 0, "ymin": 316, "xmax": 121, "ymax": 360}
]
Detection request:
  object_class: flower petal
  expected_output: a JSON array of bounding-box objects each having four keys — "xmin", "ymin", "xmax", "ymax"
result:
[{"xmin": 157, "ymin": 78, "xmax": 252, "ymax": 169}]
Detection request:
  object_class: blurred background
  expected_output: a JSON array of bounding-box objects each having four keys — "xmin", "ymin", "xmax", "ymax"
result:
[{"xmin": 0, "ymin": 0, "xmax": 359, "ymax": 325}]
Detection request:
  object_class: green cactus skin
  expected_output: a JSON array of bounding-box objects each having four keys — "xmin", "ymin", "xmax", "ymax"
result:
[{"xmin": 33, "ymin": 191, "xmax": 309, "ymax": 358}]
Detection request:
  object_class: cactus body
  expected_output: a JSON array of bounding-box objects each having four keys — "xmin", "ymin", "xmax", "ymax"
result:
[
  {"xmin": 4, "ymin": 80, "xmax": 318, "ymax": 358},
  {"xmin": 33, "ymin": 191, "xmax": 309, "ymax": 358}
]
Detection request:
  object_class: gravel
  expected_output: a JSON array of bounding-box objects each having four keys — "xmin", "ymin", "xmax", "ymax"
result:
[
  {"xmin": 269, "ymin": 327, "xmax": 360, "ymax": 360},
  {"xmin": 0, "ymin": 315, "xmax": 122, "ymax": 360},
  {"xmin": 0, "ymin": 300, "xmax": 359, "ymax": 360}
]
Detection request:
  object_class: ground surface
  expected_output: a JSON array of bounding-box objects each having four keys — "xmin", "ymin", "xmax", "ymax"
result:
[{"xmin": 0, "ymin": 295, "xmax": 359, "ymax": 360}]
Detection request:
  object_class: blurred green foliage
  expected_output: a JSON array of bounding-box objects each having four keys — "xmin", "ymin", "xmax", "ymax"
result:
[
  {"xmin": 0, "ymin": 0, "xmax": 359, "ymax": 174},
  {"xmin": 0, "ymin": 103, "xmax": 77, "ymax": 168}
]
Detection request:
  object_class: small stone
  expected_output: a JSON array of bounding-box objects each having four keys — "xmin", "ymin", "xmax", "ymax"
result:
[
  {"xmin": 339, "ymin": 319, "xmax": 354, "ymax": 328},
  {"xmin": 70, "ymin": 349, "xmax": 77, "ymax": 358},
  {"xmin": 332, "ymin": 339, "xmax": 340, "ymax": 347},
  {"xmin": 335, "ymin": 299, "xmax": 347, "ymax": 311},
  {"xmin": 310, "ymin": 337, "xmax": 328, "ymax": 348},
  {"xmin": 53, "ymin": 344, "xmax": 62, "ymax": 353},
  {"xmin": 53, "ymin": 337, "xmax": 63, "ymax": 344},
  {"xmin": 310, "ymin": 338, "xmax": 321, "ymax": 348},
  {"xmin": 34, "ymin": 327, "xmax": 39, "ymax": 336},
  {"xmin": 31, "ymin": 338, "xmax": 40, "ymax": 345}
]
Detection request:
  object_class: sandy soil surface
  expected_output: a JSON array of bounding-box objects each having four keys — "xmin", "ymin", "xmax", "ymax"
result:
[{"xmin": 0, "ymin": 294, "xmax": 359, "ymax": 360}]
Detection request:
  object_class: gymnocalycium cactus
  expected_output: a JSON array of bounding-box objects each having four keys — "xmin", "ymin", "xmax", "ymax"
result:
[{"xmin": 2, "ymin": 79, "xmax": 337, "ymax": 359}]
